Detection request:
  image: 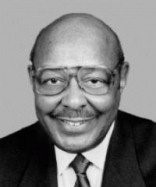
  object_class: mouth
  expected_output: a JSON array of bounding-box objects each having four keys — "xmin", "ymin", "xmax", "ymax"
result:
[
  {"xmin": 58, "ymin": 117, "xmax": 94, "ymax": 126},
  {"xmin": 56, "ymin": 117, "xmax": 96, "ymax": 132}
]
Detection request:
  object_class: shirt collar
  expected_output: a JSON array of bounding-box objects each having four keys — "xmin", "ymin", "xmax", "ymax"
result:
[
  {"xmin": 83, "ymin": 122, "xmax": 114, "ymax": 170},
  {"xmin": 55, "ymin": 121, "xmax": 115, "ymax": 175},
  {"xmin": 55, "ymin": 146, "xmax": 76, "ymax": 175}
]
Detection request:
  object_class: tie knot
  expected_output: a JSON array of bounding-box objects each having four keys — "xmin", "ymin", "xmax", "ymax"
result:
[{"xmin": 70, "ymin": 154, "xmax": 91, "ymax": 174}]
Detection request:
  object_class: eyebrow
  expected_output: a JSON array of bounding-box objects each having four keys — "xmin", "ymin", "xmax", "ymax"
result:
[{"xmin": 35, "ymin": 65, "xmax": 110, "ymax": 71}]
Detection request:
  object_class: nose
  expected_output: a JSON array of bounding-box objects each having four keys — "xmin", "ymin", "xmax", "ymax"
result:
[{"xmin": 61, "ymin": 78, "xmax": 87, "ymax": 110}]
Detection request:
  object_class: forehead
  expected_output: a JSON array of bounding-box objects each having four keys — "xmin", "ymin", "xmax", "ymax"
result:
[{"xmin": 34, "ymin": 18, "xmax": 118, "ymax": 69}]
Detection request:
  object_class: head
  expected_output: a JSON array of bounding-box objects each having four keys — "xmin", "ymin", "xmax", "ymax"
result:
[{"xmin": 28, "ymin": 13, "xmax": 129, "ymax": 153}]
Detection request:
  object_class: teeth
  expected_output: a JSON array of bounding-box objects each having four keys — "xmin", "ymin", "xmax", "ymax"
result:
[{"xmin": 63, "ymin": 120, "xmax": 83, "ymax": 127}]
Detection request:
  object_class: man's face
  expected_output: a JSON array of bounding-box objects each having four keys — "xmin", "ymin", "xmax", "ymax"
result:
[{"xmin": 31, "ymin": 34, "xmax": 126, "ymax": 153}]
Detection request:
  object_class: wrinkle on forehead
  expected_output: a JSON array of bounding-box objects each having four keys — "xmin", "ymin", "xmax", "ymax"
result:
[{"xmin": 34, "ymin": 14, "xmax": 120, "ymax": 67}]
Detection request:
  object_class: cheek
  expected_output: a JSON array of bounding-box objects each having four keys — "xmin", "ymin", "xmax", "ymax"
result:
[
  {"xmin": 35, "ymin": 95, "xmax": 61, "ymax": 114},
  {"xmin": 86, "ymin": 90, "xmax": 120, "ymax": 112}
]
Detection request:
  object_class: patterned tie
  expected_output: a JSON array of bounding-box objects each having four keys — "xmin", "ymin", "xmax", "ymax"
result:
[{"xmin": 70, "ymin": 154, "xmax": 91, "ymax": 187}]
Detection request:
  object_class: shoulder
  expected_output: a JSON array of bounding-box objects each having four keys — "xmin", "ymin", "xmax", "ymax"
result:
[
  {"xmin": 118, "ymin": 110, "xmax": 156, "ymax": 185},
  {"xmin": 118, "ymin": 110, "xmax": 155, "ymax": 125},
  {"xmin": 0, "ymin": 122, "xmax": 48, "ymax": 165},
  {"xmin": 0, "ymin": 123, "xmax": 55, "ymax": 185},
  {"xmin": 118, "ymin": 110, "xmax": 156, "ymax": 151},
  {"xmin": 118, "ymin": 109, "xmax": 156, "ymax": 135},
  {"xmin": 117, "ymin": 110, "xmax": 156, "ymax": 135},
  {"xmin": 0, "ymin": 122, "xmax": 41, "ymax": 151}
]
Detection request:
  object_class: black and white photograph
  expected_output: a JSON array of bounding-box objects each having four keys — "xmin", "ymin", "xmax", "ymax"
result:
[{"xmin": 0, "ymin": 0, "xmax": 156, "ymax": 186}]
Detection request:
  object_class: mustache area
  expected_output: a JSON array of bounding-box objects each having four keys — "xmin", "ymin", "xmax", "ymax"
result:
[{"xmin": 50, "ymin": 108, "xmax": 101, "ymax": 119}]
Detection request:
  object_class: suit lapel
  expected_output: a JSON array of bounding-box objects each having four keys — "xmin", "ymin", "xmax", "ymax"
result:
[
  {"xmin": 101, "ymin": 111, "xmax": 146, "ymax": 187},
  {"xmin": 19, "ymin": 126, "xmax": 58, "ymax": 187}
]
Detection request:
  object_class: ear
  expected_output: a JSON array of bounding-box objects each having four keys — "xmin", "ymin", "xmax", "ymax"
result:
[
  {"xmin": 27, "ymin": 65, "xmax": 34, "ymax": 85},
  {"xmin": 119, "ymin": 62, "xmax": 129, "ymax": 92}
]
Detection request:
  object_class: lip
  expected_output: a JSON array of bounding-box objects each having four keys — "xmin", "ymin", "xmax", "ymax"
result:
[
  {"xmin": 57, "ymin": 117, "xmax": 95, "ymax": 122},
  {"xmin": 57, "ymin": 117, "xmax": 95, "ymax": 133}
]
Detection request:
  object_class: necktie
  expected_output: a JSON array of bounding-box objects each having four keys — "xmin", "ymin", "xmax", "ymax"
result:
[{"xmin": 70, "ymin": 154, "xmax": 91, "ymax": 187}]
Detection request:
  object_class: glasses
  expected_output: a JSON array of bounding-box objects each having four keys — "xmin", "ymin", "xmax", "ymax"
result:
[{"xmin": 29, "ymin": 64, "xmax": 121, "ymax": 96}]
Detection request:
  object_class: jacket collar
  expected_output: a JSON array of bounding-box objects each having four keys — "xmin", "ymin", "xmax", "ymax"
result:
[{"xmin": 101, "ymin": 111, "xmax": 146, "ymax": 187}]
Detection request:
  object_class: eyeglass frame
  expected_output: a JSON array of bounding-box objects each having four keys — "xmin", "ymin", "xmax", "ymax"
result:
[{"xmin": 28, "ymin": 63, "xmax": 122, "ymax": 96}]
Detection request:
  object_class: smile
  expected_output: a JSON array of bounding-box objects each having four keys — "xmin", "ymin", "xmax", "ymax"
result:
[
  {"xmin": 57, "ymin": 117, "xmax": 95, "ymax": 128},
  {"xmin": 62, "ymin": 120, "xmax": 84, "ymax": 127}
]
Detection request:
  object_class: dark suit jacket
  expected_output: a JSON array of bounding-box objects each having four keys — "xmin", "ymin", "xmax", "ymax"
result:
[{"xmin": 0, "ymin": 110, "xmax": 156, "ymax": 187}]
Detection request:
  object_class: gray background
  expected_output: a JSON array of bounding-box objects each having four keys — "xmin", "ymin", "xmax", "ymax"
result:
[{"xmin": 0, "ymin": 0, "xmax": 156, "ymax": 138}]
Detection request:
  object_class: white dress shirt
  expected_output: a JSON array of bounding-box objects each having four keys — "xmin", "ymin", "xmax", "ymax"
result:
[{"xmin": 55, "ymin": 122, "xmax": 114, "ymax": 187}]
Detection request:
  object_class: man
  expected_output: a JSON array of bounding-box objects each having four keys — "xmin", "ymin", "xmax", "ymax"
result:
[{"xmin": 0, "ymin": 13, "xmax": 156, "ymax": 187}]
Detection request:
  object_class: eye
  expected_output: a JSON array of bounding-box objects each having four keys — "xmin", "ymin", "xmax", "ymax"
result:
[
  {"xmin": 83, "ymin": 78, "xmax": 108, "ymax": 88},
  {"xmin": 46, "ymin": 78, "xmax": 59, "ymax": 85},
  {"xmin": 89, "ymin": 79, "xmax": 101, "ymax": 84},
  {"xmin": 40, "ymin": 77, "xmax": 65, "ymax": 86}
]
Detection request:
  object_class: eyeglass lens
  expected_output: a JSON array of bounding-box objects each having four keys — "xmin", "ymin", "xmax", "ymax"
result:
[{"xmin": 34, "ymin": 67, "xmax": 115, "ymax": 95}]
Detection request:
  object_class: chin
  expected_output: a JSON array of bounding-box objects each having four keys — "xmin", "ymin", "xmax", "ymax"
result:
[
  {"xmin": 55, "ymin": 142, "xmax": 95, "ymax": 153},
  {"xmin": 53, "ymin": 131, "xmax": 107, "ymax": 153}
]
